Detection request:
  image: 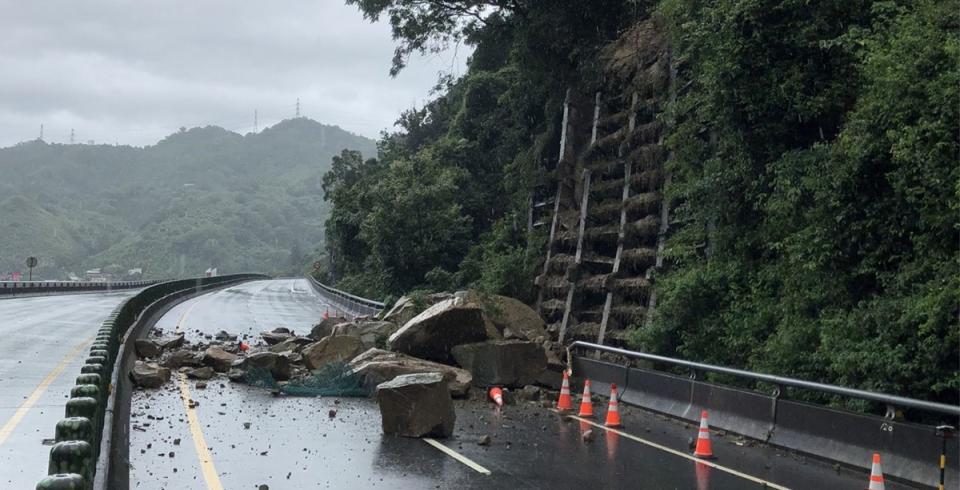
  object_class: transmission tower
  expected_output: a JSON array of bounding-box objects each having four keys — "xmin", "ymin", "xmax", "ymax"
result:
[
  {"xmin": 70, "ymin": 128, "xmax": 75, "ymax": 144},
  {"xmin": 254, "ymin": 109, "xmax": 258, "ymax": 133},
  {"xmin": 296, "ymin": 98, "xmax": 301, "ymax": 118},
  {"xmin": 39, "ymin": 124, "xmax": 44, "ymax": 141}
]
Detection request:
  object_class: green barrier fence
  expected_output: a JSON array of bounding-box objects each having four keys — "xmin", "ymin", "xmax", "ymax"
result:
[{"xmin": 36, "ymin": 273, "xmax": 268, "ymax": 490}]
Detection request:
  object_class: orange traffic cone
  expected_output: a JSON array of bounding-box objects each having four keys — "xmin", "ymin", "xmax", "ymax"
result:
[
  {"xmin": 578, "ymin": 380, "xmax": 594, "ymax": 418},
  {"xmin": 556, "ymin": 371, "xmax": 573, "ymax": 411},
  {"xmin": 693, "ymin": 410, "xmax": 715, "ymax": 459},
  {"xmin": 604, "ymin": 383, "xmax": 622, "ymax": 427},
  {"xmin": 868, "ymin": 453, "xmax": 885, "ymax": 490},
  {"xmin": 489, "ymin": 387, "xmax": 504, "ymax": 407}
]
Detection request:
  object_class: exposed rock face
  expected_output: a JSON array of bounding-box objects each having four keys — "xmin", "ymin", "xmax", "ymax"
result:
[
  {"xmin": 301, "ymin": 335, "xmax": 365, "ymax": 370},
  {"xmin": 387, "ymin": 297, "xmax": 488, "ymax": 363},
  {"xmin": 376, "ymin": 372, "xmax": 455, "ymax": 438},
  {"xmin": 162, "ymin": 349, "xmax": 202, "ymax": 369},
  {"xmin": 451, "ymin": 340, "xmax": 547, "ymax": 387},
  {"xmin": 332, "ymin": 321, "xmax": 398, "ymax": 349},
  {"xmin": 130, "ymin": 361, "xmax": 170, "ymax": 388},
  {"xmin": 241, "ymin": 351, "xmax": 292, "ymax": 380},
  {"xmin": 348, "ymin": 348, "xmax": 472, "ymax": 397},
  {"xmin": 134, "ymin": 339, "xmax": 161, "ymax": 359},
  {"xmin": 202, "ymin": 347, "xmax": 238, "ymax": 372}
]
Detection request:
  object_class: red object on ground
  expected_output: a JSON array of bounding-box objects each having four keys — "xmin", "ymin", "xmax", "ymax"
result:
[
  {"xmin": 238, "ymin": 342, "xmax": 250, "ymax": 352},
  {"xmin": 693, "ymin": 410, "xmax": 715, "ymax": 459},
  {"xmin": 604, "ymin": 383, "xmax": 622, "ymax": 427},
  {"xmin": 556, "ymin": 370, "xmax": 573, "ymax": 411},
  {"xmin": 489, "ymin": 386, "xmax": 504, "ymax": 406},
  {"xmin": 578, "ymin": 380, "xmax": 594, "ymax": 418}
]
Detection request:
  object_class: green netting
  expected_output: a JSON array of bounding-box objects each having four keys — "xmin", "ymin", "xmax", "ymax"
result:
[{"xmin": 244, "ymin": 362, "xmax": 370, "ymax": 397}]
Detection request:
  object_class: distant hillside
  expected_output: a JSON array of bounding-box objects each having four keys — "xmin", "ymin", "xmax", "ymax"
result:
[{"xmin": 0, "ymin": 118, "xmax": 376, "ymax": 279}]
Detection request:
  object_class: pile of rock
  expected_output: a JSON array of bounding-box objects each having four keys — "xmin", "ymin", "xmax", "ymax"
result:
[{"xmin": 128, "ymin": 289, "xmax": 559, "ymax": 441}]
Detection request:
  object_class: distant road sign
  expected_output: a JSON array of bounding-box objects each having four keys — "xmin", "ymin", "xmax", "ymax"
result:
[{"xmin": 26, "ymin": 257, "xmax": 38, "ymax": 268}]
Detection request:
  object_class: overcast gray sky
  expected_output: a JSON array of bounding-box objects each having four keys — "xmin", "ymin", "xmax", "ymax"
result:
[{"xmin": 0, "ymin": 1, "xmax": 469, "ymax": 148}]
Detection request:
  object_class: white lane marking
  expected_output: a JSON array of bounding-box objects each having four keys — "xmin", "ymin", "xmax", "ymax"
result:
[
  {"xmin": 0, "ymin": 337, "xmax": 93, "ymax": 445},
  {"xmin": 555, "ymin": 411, "xmax": 790, "ymax": 489},
  {"xmin": 423, "ymin": 438, "xmax": 492, "ymax": 475}
]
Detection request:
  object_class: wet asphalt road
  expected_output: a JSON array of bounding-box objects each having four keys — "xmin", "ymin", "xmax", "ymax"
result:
[
  {"xmin": 0, "ymin": 290, "xmax": 137, "ymax": 488},
  {"xmin": 128, "ymin": 279, "xmax": 898, "ymax": 490}
]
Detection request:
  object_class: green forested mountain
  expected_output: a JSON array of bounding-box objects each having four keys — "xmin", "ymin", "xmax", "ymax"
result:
[
  {"xmin": 0, "ymin": 118, "xmax": 376, "ymax": 279},
  {"xmin": 324, "ymin": 0, "xmax": 958, "ymax": 404}
]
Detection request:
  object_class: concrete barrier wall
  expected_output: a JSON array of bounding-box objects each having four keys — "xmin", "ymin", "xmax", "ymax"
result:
[
  {"xmin": 571, "ymin": 355, "xmax": 959, "ymax": 488},
  {"xmin": 36, "ymin": 274, "xmax": 269, "ymax": 490}
]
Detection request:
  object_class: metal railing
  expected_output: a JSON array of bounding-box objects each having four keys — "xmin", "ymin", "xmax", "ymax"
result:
[
  {"xmin": 0, "ymin": 280, "xmax": 161, "ymax": 296},
  {"xmin": 569, "ymin": 341, "xmax": 960, "ymax": 417},
  {"xmin": 305, "ymin": 275, "xmax": 385, "ymax": 318}
]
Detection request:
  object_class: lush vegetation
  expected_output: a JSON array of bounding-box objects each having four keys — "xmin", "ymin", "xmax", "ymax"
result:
[
  {"xmin": 327, "ymin": 0, "xmax": 958, "ymax": 403},
  {"xmin": 0, "ymin": 118, "xmax": 375, "ymax": 279}
]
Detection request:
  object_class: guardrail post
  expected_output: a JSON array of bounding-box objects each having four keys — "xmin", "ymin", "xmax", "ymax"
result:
[
  {"xmin": 47, "ymin": 440, "xmax": 93, "ymax": 488},
  {"xmin": 36, "ymin": 473, "xmax": 86, "ymax": 490},
  {"xmin": 55, "ymin": 417, "xmax": 94, "ymax": 446}
]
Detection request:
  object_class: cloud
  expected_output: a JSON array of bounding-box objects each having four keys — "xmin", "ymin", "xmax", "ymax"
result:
[{"xmin": 0, "ymin": 0, "xmax": 470, "ymax": 147}]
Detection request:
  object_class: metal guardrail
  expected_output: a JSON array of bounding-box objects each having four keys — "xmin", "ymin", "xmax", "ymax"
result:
[
  {"xmin": 569, "ymin": 341, "xmax": 960, "ymax": 417},
  {"xmin": 305, "ymin": 275, "xmax": 385, "ymax": 318},
  {"xmin": 0, "ymin": 280, "xmax": 161, "ymax": 296}
]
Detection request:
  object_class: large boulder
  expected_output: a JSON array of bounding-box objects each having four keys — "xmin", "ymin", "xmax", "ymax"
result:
[
  {"xmin": 260, "ymin": 331, "xmax": 292, "ymax": 346},
  {"xmin": 309, "ymin": 317, "xmax": 348, "ymax": 340},
  {"xmin": 157, "ymin": 333, "xmax": 185, "ymax": 350},
  {"xmin": 162, "ymin": 349, "xmax": 202, "ymax": 369},
  {"xmin": 240, "ymin": 351, "xmax": 292, "ymax": 380},
  {"xmin": 202, "ymin": 347, "xmax": 238, "ymax": 372},
  {"xmin": 184, "ymin": 366, "xmax": 215, "ymax": 380},
  {"xmin": 134, "ymin": 339, "xmax": 161, "ymax": 359},
  {"xmin": 451, "ymin": 340, "xmax": 547, "ymax": 387},
  {"xmin": 457, "ymin": 291, "xmax": 548, "ymax": 341},
  {"xmin": 130, "ymin": 361, "xmax": 170, "ymax": 388},
  {"xmin": 332, "ymin": 321, "xmax": 398, "ymax": 349},
  {"xmin": 387, "ymin": 297, "xmax": 488, "ymax": 363},
  {"xmin": 301, "ymin": 335, "xmax": 365, "ymax": 370},
  {"xmin": 376, "ymin": 372, "xmax": 455, "ymax": 438},
  {"xmin": 348, "ymin": 348, "xmax": 472, "ymax": 397},
  {"xmin": 268, "ymin": 336, "xmax": 314, "ymax": 354}
]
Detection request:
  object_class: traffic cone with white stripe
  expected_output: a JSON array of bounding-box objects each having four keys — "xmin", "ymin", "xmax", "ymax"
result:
[
  {"xmin": 604, "ymin": 383, "xmax": 622, "ymax": 427},
  {"xmin": 868, "ymin": 453, "xmax": 885, "ymax": 490},
  {"xmin": 693, "ymin": 410, "xmax": 715, "ymax": 459},
  {"xmin": 556, "ymin": 370, "xmax": 573, "ymax": 411},
  {"xmin": 489, "ymin": 386, "xmax": 504, "ymax": 407},
  {"xmin": 578, "ymin": 380, "xmax": 594, "ymax": 418}
]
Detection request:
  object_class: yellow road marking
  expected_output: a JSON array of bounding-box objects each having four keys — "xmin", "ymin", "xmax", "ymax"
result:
[
  {"xmin": 177, "ymin": 373, "xmax": 224, "ymax": 490},
  {"xmin": 0, "ymin": 337, "xmax": 93, "ymax": 445},
  {"xmin": 174, "ymin": 295, "xmax": 208, "ymax": 334},
  {"xmin": 173, "ymin": 292, "xmax": 224, "ymax": 490},
  {"xmin": 554, "ymin": 410, "xmax": 790, "ymax": 489},
  {"xmin": 423, "ymin": 438, "xmax": 492, "ymax": 475}
]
